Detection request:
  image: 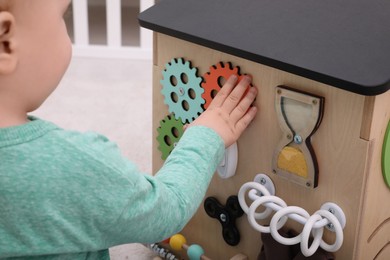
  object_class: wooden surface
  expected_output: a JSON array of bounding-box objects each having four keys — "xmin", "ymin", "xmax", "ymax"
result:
[
  {"xmin": 152, "ymin": 33, "xmax": 389, "ymax": 259},
  {"xmin": 355, "ymin": 91, "xmax": 390, "ymax": 260}
]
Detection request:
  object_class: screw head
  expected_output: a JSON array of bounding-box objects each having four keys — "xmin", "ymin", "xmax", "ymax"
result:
[
  {"xmin": 294, "ymin": 135, "xmax": 303, "ymax": 144},
  {"xmin": 179, "ymin": 87, "xmax": 185, "ymax": 96},
  {"xmin": 220, "ymin": 213, "xmax": 227, "ymax": 222}
]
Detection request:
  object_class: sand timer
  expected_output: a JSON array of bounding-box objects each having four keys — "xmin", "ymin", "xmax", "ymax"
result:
[{"xmin": 272, "ymin": 86, "xmax": 324, "ymax": 188}]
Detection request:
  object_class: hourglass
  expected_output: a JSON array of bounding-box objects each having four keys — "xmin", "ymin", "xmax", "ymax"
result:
[{"xmin": 272, "ymin": 86, "xmax": 324, "ymax": 188}]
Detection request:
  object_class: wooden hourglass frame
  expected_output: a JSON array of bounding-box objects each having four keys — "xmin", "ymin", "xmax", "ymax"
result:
[{"xmin": 273, "ymin": 86, "xmax": 324, "ymax": 188}]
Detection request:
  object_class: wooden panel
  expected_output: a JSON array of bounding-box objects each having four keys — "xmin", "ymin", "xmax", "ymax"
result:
[
  {"xmin": 152, "ymin": 33, "xmax": 379, "ymax": 259},
  {"xmin": 374, "ymin": 242, "xmax": 390, "ymax": 260},
  {"xmin": 360, "ymin": 96, "xmax": 376, "ymax": 140},
  {"xmin": 355, "ymin": 91, "xmax": 390, "ymax": 260},
  {"xmin": 152, "ymin": 64, "xmax": 166, "ymax": 173}
]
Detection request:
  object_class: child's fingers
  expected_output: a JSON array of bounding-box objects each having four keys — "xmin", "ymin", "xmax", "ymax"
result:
[
  {"xmin": 207, "ymin": 75, "xmax": 237, "ymax": 109},
  {"xmin": 221, "ymin": 75, "xmax": 252, "ymax": 114},
  {"xmin": 234, "ymin": 106, "xmax": 258, "ymax": 134},
  {"xmin": 230, "ymin": 86, "xmax": 257, "ymax": 123}
]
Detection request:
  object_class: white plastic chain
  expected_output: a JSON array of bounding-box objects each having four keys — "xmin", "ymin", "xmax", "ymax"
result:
[{"xmin": 238, "ymin": 174, "xmax": 346, "ymax": 257}]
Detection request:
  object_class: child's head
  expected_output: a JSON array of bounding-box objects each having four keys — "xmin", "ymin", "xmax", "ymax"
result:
[{"xmin": 0, "ymin": 0, "xmax": 72, "ymax": 124}]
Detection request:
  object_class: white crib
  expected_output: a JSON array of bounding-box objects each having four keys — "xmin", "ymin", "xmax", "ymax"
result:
[{"xmin": 70, "ymin": 0, "xmax": 154, "ymax": 59}]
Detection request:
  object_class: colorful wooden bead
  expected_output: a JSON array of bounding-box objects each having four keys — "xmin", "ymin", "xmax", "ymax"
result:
[
  {"xmin": 169, "ymin": 234, "xmax": 187, "ymax": 251},
  {"xmin": 187, "ymin": 244, "xmax": 205, "ymax": 260}
]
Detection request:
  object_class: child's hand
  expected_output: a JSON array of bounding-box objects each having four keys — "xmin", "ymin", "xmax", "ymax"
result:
[{"xmin": 189, "ymin": 75, "xmax": 258, "ymax": 147}]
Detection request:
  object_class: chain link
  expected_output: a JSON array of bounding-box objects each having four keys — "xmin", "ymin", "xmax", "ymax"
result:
[{"xmin": 238, "ymin": 180, "xmax": 345, "ymax": 257}]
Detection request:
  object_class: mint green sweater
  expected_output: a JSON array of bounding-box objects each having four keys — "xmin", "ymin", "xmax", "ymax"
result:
[{"xmin": 0, "ymin": 116, "xmax": 224, "ymax": 259}]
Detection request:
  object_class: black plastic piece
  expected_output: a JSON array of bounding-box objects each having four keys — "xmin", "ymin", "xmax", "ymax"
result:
[{"xmin": 204, "ymin": 195, "xmax": 244, "ymax": 246}]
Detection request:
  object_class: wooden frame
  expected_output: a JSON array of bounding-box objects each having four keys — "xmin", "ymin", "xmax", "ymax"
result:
[
  {"xmin": 152, "ymin": 33, "xmax": 390, "ymax": 259},
  {"xmin": 273, "ymin": 86, "xmax": 324, "ymax": 189}
]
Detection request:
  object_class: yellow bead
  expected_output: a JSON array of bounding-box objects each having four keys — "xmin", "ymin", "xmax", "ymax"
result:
[{"xmin": 170, "ymin": 234, "xmax": 186, "ymax": 251}]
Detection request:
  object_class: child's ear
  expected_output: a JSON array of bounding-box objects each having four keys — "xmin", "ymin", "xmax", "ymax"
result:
[{"xmin": 0, "ymin": 11, "xmax": 17, "ymax": 75}]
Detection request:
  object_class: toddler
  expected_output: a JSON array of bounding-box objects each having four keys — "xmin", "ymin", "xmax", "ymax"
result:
[{"xmin": 0, "ymin": 0, "xmax": 257, "ymax": 259}]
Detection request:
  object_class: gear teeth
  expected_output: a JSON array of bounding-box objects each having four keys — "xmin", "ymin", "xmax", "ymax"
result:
[
  {"xmin": 201, "ymin": 61, "xmax": 245, "ymax": 109},
  {"xmin": 156, "ymin": 114, "xmax": 185, "ymax": 160},
  {"xmin": 160, "ymin": 57, "xmax": 205, "ymax": 124}
]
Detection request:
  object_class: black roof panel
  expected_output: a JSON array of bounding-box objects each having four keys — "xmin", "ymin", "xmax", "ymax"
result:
[{"xmin": 139, "ymin": 0, "xmax": 390, "ymax": 95}]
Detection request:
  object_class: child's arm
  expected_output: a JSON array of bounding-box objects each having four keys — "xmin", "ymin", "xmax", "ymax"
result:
[
  {"xmin": 0, "ymin": 76, "xmax": 257, "ymax": 257},
  {"xmin": 106, "ymin": 75, "xmax": 257, "ymax": 243}
]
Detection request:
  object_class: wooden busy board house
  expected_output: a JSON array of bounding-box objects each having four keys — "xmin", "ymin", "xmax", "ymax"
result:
[{"xmin": 139, "ymin": 0, "xmax": 390, "ymax": 259}]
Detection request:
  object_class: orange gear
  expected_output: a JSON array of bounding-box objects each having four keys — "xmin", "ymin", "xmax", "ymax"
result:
[{"xmin": 201, "ymin": 62, "xmax": 248, "ymax": 109}]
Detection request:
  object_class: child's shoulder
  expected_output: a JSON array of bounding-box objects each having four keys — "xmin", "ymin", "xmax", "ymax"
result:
[
  {"xmin": 48, "ymin": 122, "xmax": 118, "ymax": 154},
  {"xmin": 39, "ymin": 118, "xmax": 129, "ymax": 171},
  {"xmin": 26, "ymin": 116, "xmax": 120, "ymax": 160}
]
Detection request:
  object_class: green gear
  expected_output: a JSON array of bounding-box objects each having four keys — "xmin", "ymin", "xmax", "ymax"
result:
[
  {"xmin": 160, "ymin": 58, "xmax": 205, "ymax": 123},
  {"xmin": 156, "ymin": 114, "xmax": 185, "ymax": 160},
  {"xmin": 383, "ymin": 120, "xmax": 390, "ymax": 189}
]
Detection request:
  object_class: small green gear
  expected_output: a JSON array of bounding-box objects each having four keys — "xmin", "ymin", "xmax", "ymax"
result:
[
  {"xmin": 160, "ymin": 58, "xmax": 205, "ymax": 123},
  {"xmin": 157, "ymin": 114, "xmax": 185, "ymax": 160}
]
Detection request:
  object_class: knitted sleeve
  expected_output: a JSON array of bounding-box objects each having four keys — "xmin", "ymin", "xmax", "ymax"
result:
[
  {"xmin": 43, "ymin": 125, "xmax": 224, "ymax": 251},
  {"xmin": 104, "ymin": 126, "xmax": 225, "ymax": 244},
  {"xmin": 0, "ymin": 123, "xmax": 223, "ymax": 256}
]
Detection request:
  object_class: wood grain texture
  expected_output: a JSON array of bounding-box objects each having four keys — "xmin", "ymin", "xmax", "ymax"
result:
[{"xmin": 152, "ymin": 33, "xmax": 390, "ymax": 259}]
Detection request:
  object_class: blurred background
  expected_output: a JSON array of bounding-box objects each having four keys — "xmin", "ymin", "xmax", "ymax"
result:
[{"xmin": 34, "ymin": 0, "xmax": 157, "ymax": 258}]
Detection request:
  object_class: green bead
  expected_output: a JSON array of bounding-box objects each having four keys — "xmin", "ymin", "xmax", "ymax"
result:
[{"xmin": 187, "ymin": 244, "xmax": 204, "ymax": 260}]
